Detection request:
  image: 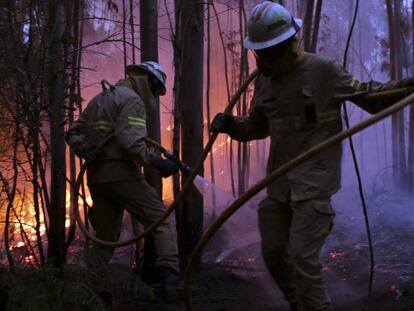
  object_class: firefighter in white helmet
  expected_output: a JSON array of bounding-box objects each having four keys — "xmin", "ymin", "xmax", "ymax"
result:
[
  {"xmin": 66, "ymin": 61, "xmax": 184, "ymax": 302},
  {"xmin": 211, "ymin": 2, "xmax": 414, "ymax": 310}
]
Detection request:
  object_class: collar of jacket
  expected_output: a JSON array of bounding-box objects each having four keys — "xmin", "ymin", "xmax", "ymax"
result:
[{"xmin": 115, "ymin": 73, "xmax": 156, "ymax": 110}]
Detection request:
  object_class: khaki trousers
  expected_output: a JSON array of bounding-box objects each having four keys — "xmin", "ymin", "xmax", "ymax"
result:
[
  {"xmin": 88, "ymin": 179, "xmax": 179, "ymax": 273},
  {"xmin": 258, "ymin": 196, "xmax": 335, "ymax": 311}
]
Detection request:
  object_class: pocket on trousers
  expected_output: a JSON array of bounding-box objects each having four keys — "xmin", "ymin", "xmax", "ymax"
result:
[
  {"xmin": 311, "ymin": 198, "xmax": 335, "ymax": 216},
  {"xmin": 310, "ymin": 198, "xmax": 335, "ymax": 235}
]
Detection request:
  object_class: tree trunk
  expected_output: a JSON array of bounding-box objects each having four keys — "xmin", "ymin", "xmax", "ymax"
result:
[
  {"xmin": 175, "ymin": 0, "xmax": 204, "ymax": 270},
  {"xmin": 172, "ymin": 0, "xmax": 182, "ymax": 247},
  {"xmin": 64, "ymin": 0, "xmax": 81, "ymax": 261},
  {"xmin": 140, "ymin": 0, "xmax": 160, "ymax": 275},
  {"xmin": 46, "ymin": 0, "xmax": 67, "ymax": 269},
  {"xmin": 122, "ymin": 0, "xmax": 127, "ymax": 78},
  {"xmin": 237, "ymin": 0, "xmax": 250, "ymax": 195},
  {"xmin": 408, "ymin": 0, "xmax": 414, "ymax": 192},
  {"xmin": 206, "ymin": 2, "xmax": 217, "ymax": 207},
  {"xmin": 309, "ymin": 0, "xmax": 323, "ymax": 53},
  {"xmin": 130, "ymin": 0, "xmax": 136, "ymax": 63},
  {"xmin": 393, "ymin": 0, "xmax": 407, "ymax": 190},
  {"xmin": 303, "ymin": 0, "xmax": 315, "ymax": 52},
  {"xmin": 387, "ymin": 0, "xmax": 407, "ymax": 192}
]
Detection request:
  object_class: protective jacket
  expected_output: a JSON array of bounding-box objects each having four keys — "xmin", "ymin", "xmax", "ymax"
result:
[
  {"xmin": 66, "ymin": 76, "xmax": 161, "ymax": 185},
  {"xmin": 228, "ymin": 52, "xmax": 408, "ymax": 201}
]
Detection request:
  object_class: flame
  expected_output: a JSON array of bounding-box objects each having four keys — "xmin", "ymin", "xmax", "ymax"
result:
[{"xmin": 3, "ymin": 188, "xmax": 93, "ymax": 257}]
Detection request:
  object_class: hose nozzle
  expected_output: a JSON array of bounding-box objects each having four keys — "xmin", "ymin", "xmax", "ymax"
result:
[{"xmin": 163, "ymin": 150, "xmax": 191, "ymax": 176}]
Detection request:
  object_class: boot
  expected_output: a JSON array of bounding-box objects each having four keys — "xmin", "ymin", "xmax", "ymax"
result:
[{"xmin": 161, "ymin": 268, "xmax": 185, "ymax": 302}]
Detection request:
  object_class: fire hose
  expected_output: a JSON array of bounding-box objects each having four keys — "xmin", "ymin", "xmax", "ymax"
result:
[
  {"xmin": 73, "ymin": 69, "xmax": 259, "ymax": 248},
  {"xmin": 184, "ymin": 90, "xmax": 414, "ymax": 311}
]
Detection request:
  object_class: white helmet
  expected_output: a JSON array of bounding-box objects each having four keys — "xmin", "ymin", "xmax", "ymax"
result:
[
  {"xmin": 244, "ymin": 1, "xmax": 302, "ymax": 50},
  {"xmin": 126, "ymin": 61, "xmax": 167, "ymax": 95}
]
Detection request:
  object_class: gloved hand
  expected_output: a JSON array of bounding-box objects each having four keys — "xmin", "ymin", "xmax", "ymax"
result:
[
  {"xmin": 157, "ymin": 159, "xmax": 179, "ymax": 178},
  {"xmin": 72, "ymin": 143, "xmax": 98, "ymax": 164},
  {"xmin": 397, "ymin": 78, "xmax": 414, "ymax": 88},
  {"xmin": 210, "ymin": 113, "xmax": 234, "ymax": 134},
  {"xmin": 396, "ymin": 78, "xmax": 414, "ymax": 97}
]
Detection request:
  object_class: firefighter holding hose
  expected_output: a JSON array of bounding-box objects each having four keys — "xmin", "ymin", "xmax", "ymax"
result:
[
  {"xmin": 211, "ymin": 2, "xmax": 414, "ymax": 310},
  {"xmin": 66, "ymin": 61, "xmax": 183, "ymax": 302}
]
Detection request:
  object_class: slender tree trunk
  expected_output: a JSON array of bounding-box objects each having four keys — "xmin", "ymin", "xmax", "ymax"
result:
[
  {"xmin": 31, "ymin": 119, "xmax": 46, "ymax": 266},
  {"xmin": 140, "ymin": 0, "xmax": 162, "ymax": 194},
  {"xmin": 172, "ymin": 1, "xmax": 183, "ymax": 253},
  {"xmin": 394, "ymin": 0, "xmax": 407, "ymax": 189},
  {"xmin": 140, "ymin": 0, "xmax": 160, "ymax": 276},
  {"xmin": 130, "ymin": 0, "xmax": 136, "ymax": 63},
  {"xmin": 237, "ymin": 0, "xmax": 250, "ymax": 195},
  {"xmin": 64, "ymin": 0, "xmax": 81, "ymax": 260},
  {"xmin": 386, "ymin": 0, "xmax": 400, "ymax": 190},
  {"xmin": 46, "ymin": 0, "xmax": 67, "ymax": 269},
  {"xmin": 74, "ymin": 0, "xmax": 90, "ymax": 248},
  {"xmin": 408, "ymin": 0, "xmax": 414, "ymax": 192},
  {"xmin": 122, "ymin": 0, "xmax": 127, "ymax": 78},
  {"xmin": 210, "ymin": 2, "xmax": 235, "ymax": 196},
  {"xmin": 309, "ymin": 0, "xmax": 323, "ymax": 53},
  {"xmin": 176, "ymin": 0, "xmax": 204, "ymax": 270},
  {"xmin": 206, "ymin": 1, "xmax": 217, "ymax": 207},
  {"xmin": 2, "ymin": 134, "xmax": 19, "ymax": 268},
  {"xmin": 303, "ymin": 0, "xmax": 315, "ymax": 51},
  {"xmin": 387, "ymin": 0, "xmax": 407, "ymax": 191}
]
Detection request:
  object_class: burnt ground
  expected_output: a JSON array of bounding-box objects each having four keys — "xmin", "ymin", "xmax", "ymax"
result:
[
  {"xmin": 117, "ymin": 190, "xmax": 414, "ymax": 311},
  {"xmin": 1, "ymin": 225, "xmax": 414, "ymax": 311},
  {"xmin": 2, "ymin": 194, "xmax": 414, "ymax": 311},
  {"xmin": 114, "ymin": 225, "xmax": 414, "ymax": 311}
]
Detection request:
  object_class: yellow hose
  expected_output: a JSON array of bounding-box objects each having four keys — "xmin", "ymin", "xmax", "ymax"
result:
[{"xmin": 184, "ymin": 91, "xmax": 414, "ymax": 311}]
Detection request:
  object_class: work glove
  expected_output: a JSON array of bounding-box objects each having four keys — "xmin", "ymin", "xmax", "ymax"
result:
[
  {"xmin": 210, "ymin": 113, "xmax": 234, "ymax": 134},
  {"xmin": 397, "ymin": 77, "xmax": 414, "ymax": 88},
  {"xmin": 396, "ymin": 78, "xmax": 414, "ymax": 97},
  {"xmin": 157, "ymin": 159, "xmax": 179, "ymax": 178},
  {"xmin": 72, "ymin": 143, "xmax": 98, "ymax": 164}
]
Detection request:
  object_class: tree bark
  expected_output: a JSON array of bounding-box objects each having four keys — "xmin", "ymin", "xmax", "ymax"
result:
[
  {"xmin": 303, "ymin": 0, "xmax": 315, "ymax": 52},
  {"xmin": 140, "ymin": 0, "xmax": 160, "ymax": 275},
  {"xmin": 408, "ymin": 0, "xmax": 414, "ymax": 192},
  {"xmin": 46, "ymin": 0, "xmax": 67, "ymax": 269},
  {"xmin": 176, "ymin": 0, "xmax": 204, "ymax": 270},
  {"xmin": 386, "ymin": 0, "xmax": 407, "ymax": 191},
  {"xmin": 309, "ymin": 0, "xmax": 323, "ymax": 53},
  {"xmin": 64, "ymin": 0, "xmax": 81, "ymax": 261},
  {"xmin": 206, "ymin": 1, "xmax": 217, "ymax": 207},
  {"xmin": 393, "ymin": 0, "xmax": 407, "ymax": 189},
  {"xmin": 237, "ymin": 0, "xmax": 250, "ymax": 195}
]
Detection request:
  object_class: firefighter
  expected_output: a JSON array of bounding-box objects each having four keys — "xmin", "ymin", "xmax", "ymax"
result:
[
  {"xmin": 211, "ymin": 2, "xmax": 413, "ymax": 310},
  {"xmin": 66, "ymin": 61, "xmax": 182, "ymax": 302}
]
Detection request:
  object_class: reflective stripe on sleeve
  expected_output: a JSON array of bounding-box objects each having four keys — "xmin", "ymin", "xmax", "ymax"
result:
[
  {"xmin": 90, "ymin": 120, "xmax": 112, "ymax": 132},
  {"xmin": 128, "ymin": 116, "xmax": 146, "ymax": 127}
]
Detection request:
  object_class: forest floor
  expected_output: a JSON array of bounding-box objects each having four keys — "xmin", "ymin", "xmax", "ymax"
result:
[
  {"xmin": 2, "ymin": 194, "xmax": 414, "ymax": 311},
  {"xmin": 118, "ymin": 225, "xmax": 414, "ymax": 311}
]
